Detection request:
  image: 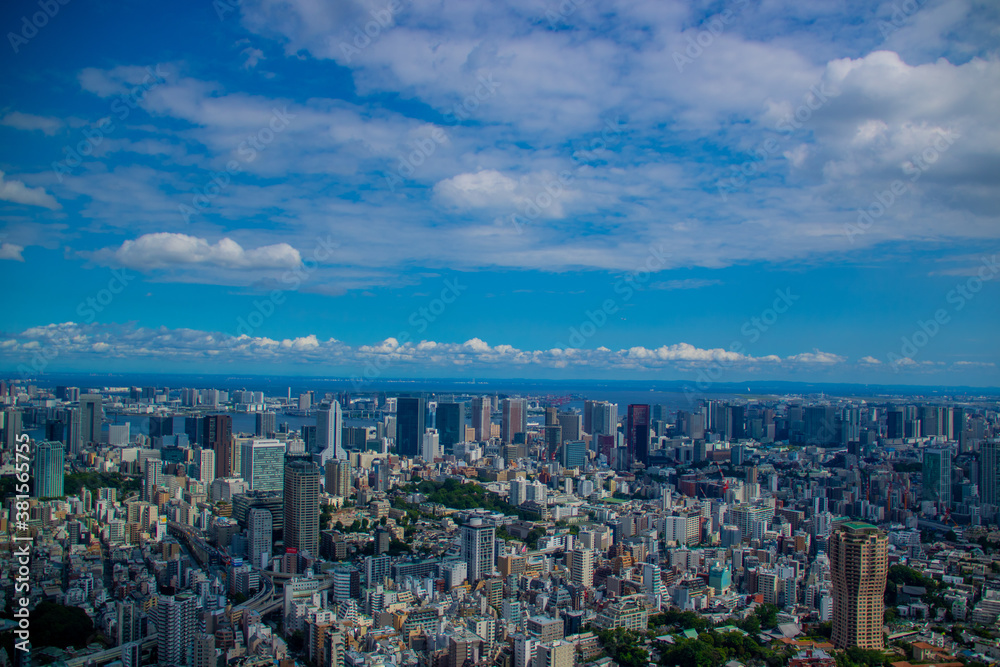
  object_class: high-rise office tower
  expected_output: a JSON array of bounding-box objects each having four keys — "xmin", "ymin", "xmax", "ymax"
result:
[
  {"xmin": 583, "ymin": 400, "xmax": 598, "ymax": 435},
  {"xmin": 156, "ymin": 593, "xmax": 196, "ymax": 667},
  {"xmin": 66, "ymin": 407, "xmax": 82, "ymax": 454},
  {"xmin": 725, "ymin": 404, "xmax": 747, "ymax": 440},
  {"xmin": 199, "ymin": 449, "xmax": 216, "ymax": 486},
  {"xmin": 626, "ymin": 404, "xmax": 650, "ymax": 467},
  {"xmin": 886, "ymin": 410, "xmax": 904, "ymax": 439},
  {"xmin": 45, "ymin": 419, "xmax": 64, "ymax": 443},
  {"xmin": 471, "ymin": 397, "xmax": 491, "ymax": 442},
  {"xmin": 502, "ymin": 398, "xmax": 527, "ymax": 444},
  {"xmin": 436, "ymin": 402, "xmax": 463, "ymax": 451},
  {"xmin": 2, "ymin": 409, "xmax": 22, "ymax": 451},
  {"xmin": 203, "ymin": 415, "xmax": 233, "ymax": 477},
  {"xmin": 248, "ymin": 507, "xmax": 273, "ymax": 567},
  {"xmin": 316, "ymin": 401, "xmax": 343, "ymax": 464},
  {"xmin": 830, "ymin": 522, "xmax": 888, "ymax": 649},
  {"xmin": 396, "ymin": 396, "xmax": 425, "ymax": 457},
  {"xmin": 591, "ymin": 401, "xmax": 618, "ymax": 436},
  {"xmin": 256, "ymin": 411, "xmax": 277, "ymax": 438},
  {"xmin": 561, "ymin": 440, "xmax": 587, "ymax": 470},
  {"xmin": 184, "ymin": 416, "xmax": 203, "ymax": 446},
  {"xmin": 325, "ymin": 459, "xmax": 352, "ymax": 498},
  {"xmin": 543, "ymin": 425, "xmax": 562, "ymax": 458},
  {"xmin": 422, "ymin": 429, "xmax": 440, "ymax": 461},
  {"xmin": 240, "ymin": 440, "xmax": 284, "ymax": 491},
  {"xmin": 952, "ymin": 407, "xmax": 966, "ymax": 446},
  {"xmin": 149, "ymin": 415, "xmax": 173, "ymax": 440},
  {"xmin": 922, "ymin": 448, "xmax": 952, "ymax": 509},
  {"xmin": 34, "ymin": 441, "xmax": 65, "ymax": 498},
  {"xmin": 461, "ymin": 517, "xmax": 495, "ymax": 583},
  {"xmin": 980, "ymin": 439, "xmax": 1000, "ymax": 507},
  {"xmin": 557, "ymin": 412, "xmax": 582, "ymax": 442},
  {"xmin": 284, "ymin": 458, "xmax": 320, "ymax": 556},
  {"xmin": 79, "ymin": 394, "xmax": 103, "ymax": 445}
]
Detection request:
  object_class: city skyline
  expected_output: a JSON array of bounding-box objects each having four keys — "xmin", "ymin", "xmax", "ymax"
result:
[{"xmin": 1, "ymin": 1, "xmax": 998, "ymax": 384}]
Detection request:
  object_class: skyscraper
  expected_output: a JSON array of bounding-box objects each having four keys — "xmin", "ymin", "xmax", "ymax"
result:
[
  {"xmin": 199, "ymin": 449, "xmax": 216, "ymax": 486},
  {"xmin": 502, "ymin": 398, "xmax": 527, "ymax": 444},
  {"xmin": 79, "ymin": 394, "xmax": 103, "ymax": 445},
  {"xmin": 284, "ymin": 458, "xmax": 320, "ymax": 556},
  {"xmin": 886, "ymin": 410, "xmax": 904, "ymax": 439},
  {"xmin": 396, "ymin": 396, "xmax": 425, "ymax": 457},
  {"xmin": 203, "ymin": 415, "xmax": 233, "ymax": 478},
  {"xmin": 2, "ymin": 409, "xmax": 22, "ymax": 451},
  {"xmin": 66, "ymin": 407, "xmax": 82, "ymax": 454},
  {"xmin": 240, "ymin": 440, "xmax": 285, "ymax": 491},
  {"xmin": 626, "ymin": 404, "xmax": 650, "ymax": 467},
  {"xmin": 830, "ymin": 522, "xmax": 888, "ymax": 649},
  {"xmin": 436, "ymin": 401, "xmax": 463, "ymax": 451},
  {"xmin": 461, "ymin": 517, "xmax": 495, "ymax": 583},
  {"xmin": 471, "ymin": 396, "xmax": 491, "ymax": 442},
  {"xmin": 981, "ymin": 439, "xmax": 1000, "ymax": 507},
  {"xmin": 316, "ymin": 401, "xmax": 343, "ymax": 464},
  {"xmin": 248, "ymin": 507, "xmax": 273, "ymax": 567},
  {"xmin": 34, "ymin": 441, "xmax": 65, "ymax": 498},
  {"xmin": 922, "ymin": 448, "xmax": 952, "ymax": 509},
  {"xmin": 149, "ymin": 415, "xmax": 173, "ymax": 440},
  {"xmin": 256, "ymin": 411, "xmax": 276, "ymax": 438}
]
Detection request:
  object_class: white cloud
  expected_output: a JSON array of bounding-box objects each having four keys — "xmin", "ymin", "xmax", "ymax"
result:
[
  {"xmin": 93, "ymin": 233, "xmax": 302, "ymax": 270},
  {"xmin": 0, "ymin": 112, "xmax": 63, "ymax": 135},
  {"xmin": 0, "ymin": 243, "xmax": 25, "ymax": 262},
  {"xmin": 0, "ymin": 321, "xmax": 858, "ymax": 375},
  {"xmin": 0, "ymin": 172, "xmax": 60, "ymax": 210}
]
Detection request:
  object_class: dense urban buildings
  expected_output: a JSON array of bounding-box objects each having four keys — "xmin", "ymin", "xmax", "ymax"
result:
[{"xmin": 2, "ymin": 377, "xmax": 999, "ymax": 667}]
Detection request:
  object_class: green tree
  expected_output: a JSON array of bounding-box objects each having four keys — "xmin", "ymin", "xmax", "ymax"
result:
[
  {"xmin": 597, "ymin": 628, "xmax": 649, "ymax": 667},
  {"xmin": 29, "ymin": 603, "xmax": 94, "ymax": 649}
]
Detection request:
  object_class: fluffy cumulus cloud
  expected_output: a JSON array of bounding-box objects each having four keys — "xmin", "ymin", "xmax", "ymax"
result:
[
  {"xmin": 91, "ymin": 233, "xmax": 302, "ymax": 271},
  {"xmin": 5, "ymin": 321, "xmax": 980, "ymax": 377}
]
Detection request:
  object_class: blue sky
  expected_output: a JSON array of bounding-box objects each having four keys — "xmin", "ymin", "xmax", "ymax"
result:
[{"xmin": 0, "ymin": 0, "xmax": 998, "ymax": 385}]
